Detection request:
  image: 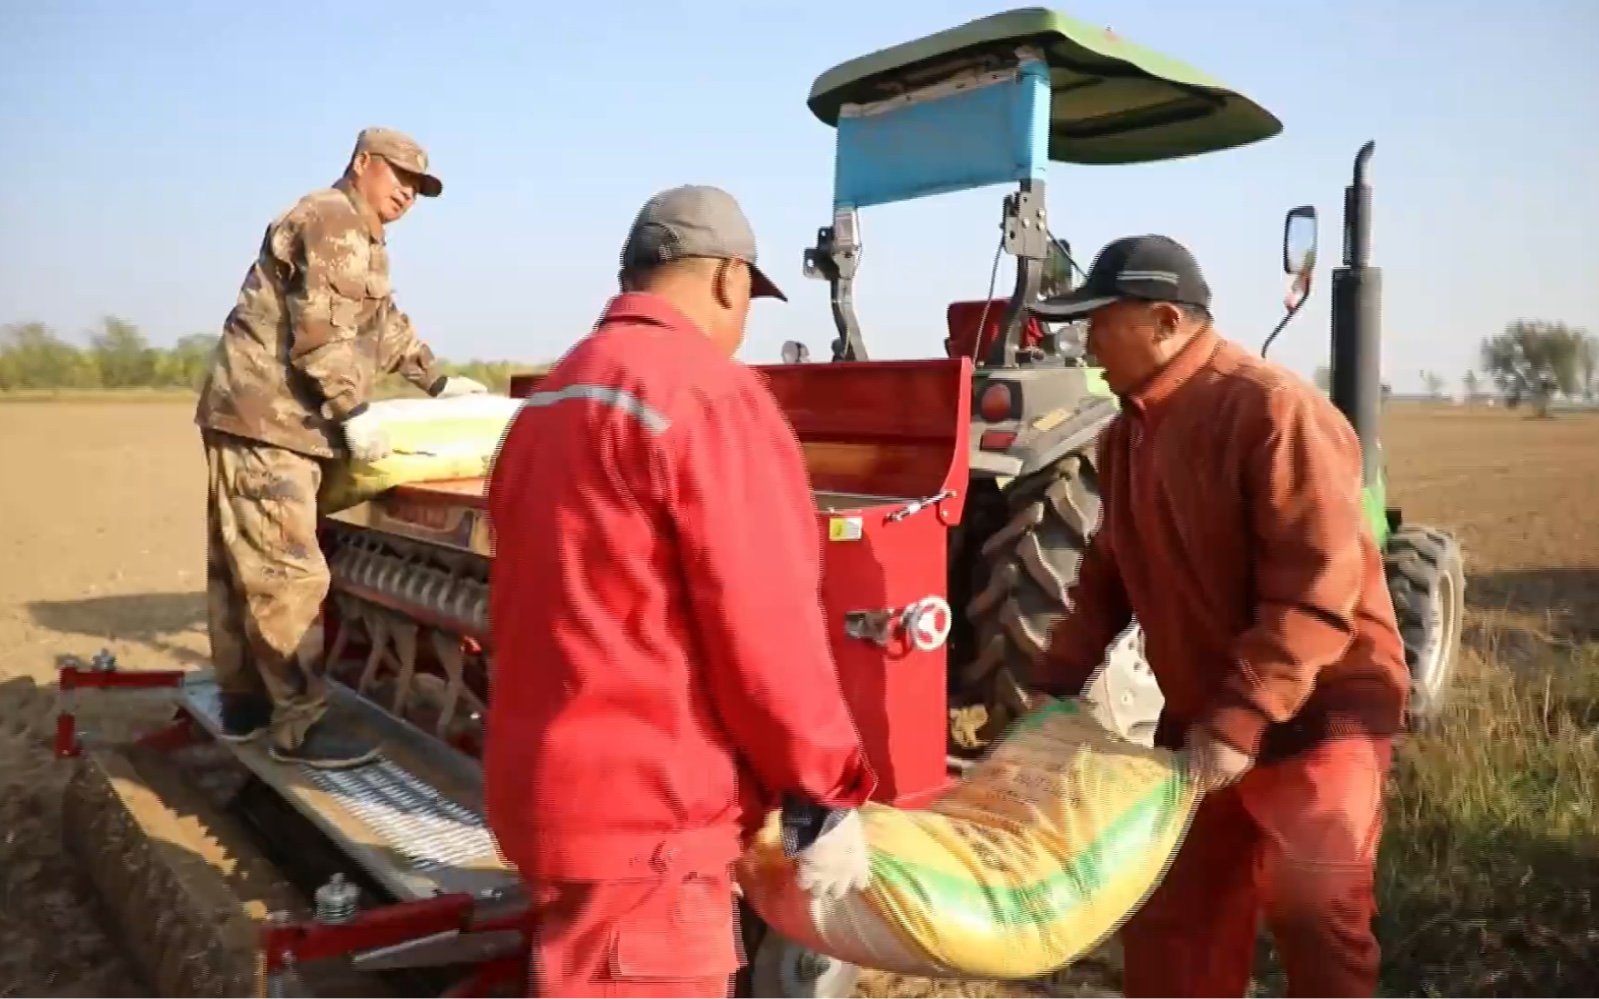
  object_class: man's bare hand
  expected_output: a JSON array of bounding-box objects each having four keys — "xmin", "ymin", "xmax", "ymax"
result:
[{"xmin": 1183, "ymin": 724, "xmax": 1254, "ymax": 792}]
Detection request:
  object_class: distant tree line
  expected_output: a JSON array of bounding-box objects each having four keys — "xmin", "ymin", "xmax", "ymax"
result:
[
  {"xmin": 1309, "ymin": 319, "xmax": 1596, "ymax": 417},
  {"xmin": 0, "ymin": 318, "xmax": 532, "ymax": 396}
]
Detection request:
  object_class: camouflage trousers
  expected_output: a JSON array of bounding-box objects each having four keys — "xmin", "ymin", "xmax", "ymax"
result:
[{"xmin": 203, "ymin": 429, "xmax": 329, "ymax": 750}]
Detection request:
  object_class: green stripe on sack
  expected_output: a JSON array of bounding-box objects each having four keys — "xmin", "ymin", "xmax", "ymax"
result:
[
  {"xmin": 868, "ymin": 770, "xmax": 1193, "ymax": 929},
  {"xmin": 1006, "ymin": 698, "xmax": 1081, "ymax": 734}
]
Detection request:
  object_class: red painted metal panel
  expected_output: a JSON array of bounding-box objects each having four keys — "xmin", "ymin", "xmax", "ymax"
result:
[
  {"xmin": 387, "ymin": 477, "xmax": 491, "ymax": 511},
  {"xmin": 765, "ymin": 357, "xmax": 972, "ymax": 807},
  {"xmin": 754, "ymin": 358, "xmax": 972, "ymax": 512},
  {"xmin": 815, "ymin": 499, "xmax": 953, "ymax": 807}
]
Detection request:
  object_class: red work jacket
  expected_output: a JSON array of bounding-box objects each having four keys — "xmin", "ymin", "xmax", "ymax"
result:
[
  {"xmin": 483, "ymin": 293, "xmax": 876, "ymax": 881},
  {"xmin": 1037, "ymin": 329, "xmax": 1408, "ymax": 762}
]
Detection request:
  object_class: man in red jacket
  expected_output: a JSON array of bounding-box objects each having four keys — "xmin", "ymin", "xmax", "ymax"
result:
[
  {"xmin": 485, "ymin": 185, "xmax": 878, "ymax": 998},
  {"xmin": 1031, "ymin": 235, "xmax": 1409, "ymax": 997}
]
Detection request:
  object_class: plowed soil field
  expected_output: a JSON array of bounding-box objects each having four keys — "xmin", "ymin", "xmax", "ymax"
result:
[{"xmin": 1, "ymin": 398, "xmax": 1595, "ymax": 997}]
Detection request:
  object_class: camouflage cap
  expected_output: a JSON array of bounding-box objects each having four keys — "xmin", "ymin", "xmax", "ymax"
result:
[
  {"xmin": 620, "ymin": 185, "xmax": 786, "ymax": 301},
  {"xmin": 352, "ymin": 127, "xmax": 442, "ymax": 198}
]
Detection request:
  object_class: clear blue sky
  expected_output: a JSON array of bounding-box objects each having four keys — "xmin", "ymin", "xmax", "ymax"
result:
[{"xmin": 2, "ymin": 0, "xmax": 1595, "ymax": 391}]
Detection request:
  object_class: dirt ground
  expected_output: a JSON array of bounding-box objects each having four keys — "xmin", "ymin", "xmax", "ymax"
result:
[{"xmin": 1, "ymin": 399, "xmax": 1596, "ymax": 997}]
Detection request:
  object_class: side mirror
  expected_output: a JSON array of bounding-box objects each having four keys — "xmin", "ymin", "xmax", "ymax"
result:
[
  {"xmin": 1262, "ymin": 206, "xmax": 1319, "ymax": 359},
  {"xmin": 1282, "ymin": 205, "xmax": 1318, "ymax": 312},
  {"xmin": 1283, "ymin": 205, "xmax": 1318, "ymax": 276},
  {"xmin": 780, "ymin": 340, "xmax": 812, "ymax": 364}
]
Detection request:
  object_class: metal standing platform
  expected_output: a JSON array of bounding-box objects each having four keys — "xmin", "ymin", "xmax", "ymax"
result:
[{"xmin": 178, "ymin": 671, "xmax": 520, "ymax": 904}]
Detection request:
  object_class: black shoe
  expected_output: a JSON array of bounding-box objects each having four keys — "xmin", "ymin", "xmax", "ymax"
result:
[
  {"xmin": 269, "ymin": 725, "xmax": 381, "ymax": 770},
  {"xmin": 218, "ymin": 695, "xmax": 272, "ymax": 743}
]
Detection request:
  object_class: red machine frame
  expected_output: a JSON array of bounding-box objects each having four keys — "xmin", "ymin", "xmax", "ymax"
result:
[{"xmin": 55, "ymin": 356, "xmax": 975, "ymax": 995}]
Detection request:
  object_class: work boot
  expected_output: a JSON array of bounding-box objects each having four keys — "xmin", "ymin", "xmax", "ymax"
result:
[
  {"xmin": 217, "ymin": 694, "xmax": 271, "ymax": 743},
  {"xmin": 269, "ymin": 722, "xmax": 381, "ymax": 770}
]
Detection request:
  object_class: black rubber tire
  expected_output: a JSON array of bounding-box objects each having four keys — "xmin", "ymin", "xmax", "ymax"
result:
[
  {"xmin": 957, "ymin": 450, "xmax": 1101, "ymax": 747},
  {"xmin": 1383, "ymin": 524, "xmax": 1466, "ymax": 725}
]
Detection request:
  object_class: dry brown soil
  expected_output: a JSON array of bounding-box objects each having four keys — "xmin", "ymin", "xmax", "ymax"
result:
[{"xmin": 1, "ymin": 399, "xmax": 1595, "ymax": 997}]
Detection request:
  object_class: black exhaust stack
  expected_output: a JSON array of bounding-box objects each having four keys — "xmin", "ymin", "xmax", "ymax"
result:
[{"xmin": 1330, "ymin": 141, "xmax": 1382, "ymax": 486}]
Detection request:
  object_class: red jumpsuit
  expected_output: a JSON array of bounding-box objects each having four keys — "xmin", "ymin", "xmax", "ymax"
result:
[{"xmin": 485, "ymin": 293, "xmax": 877, "ymax": 997}]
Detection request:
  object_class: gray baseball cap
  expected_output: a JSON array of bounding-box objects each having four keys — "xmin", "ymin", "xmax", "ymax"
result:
[
  {"xmin": 620, "ymin": 185, "xmax": 787, "ymax": 301},
  {"xmin": 1034, "ymin": 234, "xmax": 1210, "ymax": 319}
]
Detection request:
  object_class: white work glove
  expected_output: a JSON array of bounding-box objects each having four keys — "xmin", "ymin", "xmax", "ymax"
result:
[
  {"xmin": 792, "ymin": 808, "xmax": 872, "ymax": 902},
  {"xmin": 342, "ymin": 407, "xmax": 392, "ymax": 462},
  {"xmin": 433, "ymin": 376, "xmax": 488, "ymax": 398}
]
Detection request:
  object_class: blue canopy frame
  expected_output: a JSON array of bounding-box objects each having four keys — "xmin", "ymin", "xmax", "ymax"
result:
[
  {"xmin": 806, "ymin": 49, "xmax": 1060, "ymax": 367},
  {"xmin": 832, "ymin": 55, "xmax": 1052, "ymax": 211}
]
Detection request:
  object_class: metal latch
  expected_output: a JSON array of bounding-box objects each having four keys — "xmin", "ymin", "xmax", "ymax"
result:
[
  {"xmin": 885, "ymin": 489, "xmax": 956, "ymax": 524},
  {"xmin": 844, "ymin": 596, "xmax": 953, "ymax": 653}
]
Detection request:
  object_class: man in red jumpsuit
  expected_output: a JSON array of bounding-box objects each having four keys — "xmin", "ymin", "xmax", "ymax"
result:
[
  {"xmin": 1032, "ymin": 234, "xmax": 1409, "ymax": 997},
  {"xmin": 485, "ymin": 184, "xmax": 879, "ymax": 998}
]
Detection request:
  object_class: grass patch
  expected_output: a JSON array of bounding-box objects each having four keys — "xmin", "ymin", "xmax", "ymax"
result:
[{"xmin": 1370, "ymin": 622, "xmax": 1598, "ymax": 997}]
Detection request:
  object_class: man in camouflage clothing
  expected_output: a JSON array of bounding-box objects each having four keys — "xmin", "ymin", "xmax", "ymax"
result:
[{"xmin": 195, "ymin": 127, "xmax": 486, "ymax": 769}]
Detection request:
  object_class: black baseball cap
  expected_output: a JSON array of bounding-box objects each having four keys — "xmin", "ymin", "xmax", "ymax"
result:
[
  {"xmin": 619, "ymin": 185, "xmax": 786, "ymax": 301},
  {"xmin": 1034, "ymin": 234, "xmax": 1210, "ymax": 319}
]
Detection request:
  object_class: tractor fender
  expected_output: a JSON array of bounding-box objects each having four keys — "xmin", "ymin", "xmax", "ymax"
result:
[{"xmin": 1013, "ymin": 396, "xmax": 1119, "ymax": 478}]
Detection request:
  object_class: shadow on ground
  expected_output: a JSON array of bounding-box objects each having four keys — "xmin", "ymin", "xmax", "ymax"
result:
[
  {"xmin": 27, "ymin": 591, "xmax": 209, "ymax": 667},
  {"xmin": 1467, "ymin": 569, "xmax": 1599, "ymax": 645}
]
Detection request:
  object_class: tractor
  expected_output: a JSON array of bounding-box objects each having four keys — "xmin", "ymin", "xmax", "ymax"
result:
[
  {"xmin": 782, "ymin": 8, "xmax": 1466, "ymax": 747},
  {"xmin": 53, "ymin": 8, "xmax": 1464, "ymax": 999}
]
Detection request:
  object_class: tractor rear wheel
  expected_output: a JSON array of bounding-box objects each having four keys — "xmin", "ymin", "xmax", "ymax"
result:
[
  {"xmin": 955, "ymin": 449, "xmax": 1159, "ymax": 751},
  {"xmin": 1384, "ymin": 524, "xmax": 1466, "ymax": 725}
]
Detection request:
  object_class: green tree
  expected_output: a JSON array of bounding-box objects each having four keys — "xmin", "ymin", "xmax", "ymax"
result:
[
  {"xmin": 1481, "ymin": 320, "xmax": 1585, "ymax": 417},
  {"xmin": 1462, "ymin": 369, "xmax": 1482, "ymax": 403},
  {"xmin": 89, "ymin": 316, "xmax": 157, "ymax": 388},
  {"xmin": 1420, "ymin": 370, "xmax": 1446, "ymax": 399},
  {"xmin": 164, "ymin": 333, "xmax": 220, "ymax": 389},
  {"xmin": 2, "ymin": 315, "xmax": 542, "ymax": 396},
  {"xmin": 1577, "ymin": 331, "xmax": 1598, "ymax": 404},
  {"xmin": 0, "ymin": 322, "xmax": 98, "ymax": 389}
]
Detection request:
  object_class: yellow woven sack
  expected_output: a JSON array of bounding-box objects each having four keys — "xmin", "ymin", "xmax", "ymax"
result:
[
  {"xmin": 318, "ymin": 395, "xmax": 522, "ymax": 514},
  {"xmin": 736, "ymin": 697, "xmax": 1200, "ymax": 981}
]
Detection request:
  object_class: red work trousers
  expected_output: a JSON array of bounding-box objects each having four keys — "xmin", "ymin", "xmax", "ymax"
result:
[
  {"xmin": 1122, "ymin": 734, "xmax": 1392, "ymax": 998},
  {"xmin": 525, "ymin": 867, "xmax": 742, "ymax": 998}
]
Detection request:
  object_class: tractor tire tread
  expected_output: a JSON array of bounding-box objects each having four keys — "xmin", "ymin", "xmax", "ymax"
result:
[
  {"xmin": 959, "ymin": 449, "xmax": 1101, "ymax": 746},
  {"xmin": 1383, "ymin": 524, "xmax": 1466, "ymax": 724}
]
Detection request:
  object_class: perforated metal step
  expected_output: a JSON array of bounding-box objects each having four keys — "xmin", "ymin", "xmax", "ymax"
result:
[{"xmin": 180, "ymin": 673, "xmax": 518, "ymax": 904}]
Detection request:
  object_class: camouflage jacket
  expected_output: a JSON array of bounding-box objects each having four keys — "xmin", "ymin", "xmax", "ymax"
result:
[{"xmin": 195, "ymin": 180, "xmax": 444, "ymax": 458}]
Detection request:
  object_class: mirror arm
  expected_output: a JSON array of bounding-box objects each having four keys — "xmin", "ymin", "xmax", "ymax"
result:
[{"xmin": 1260, "ymin": 293, "xmax": 1306, "ymax": 359}]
